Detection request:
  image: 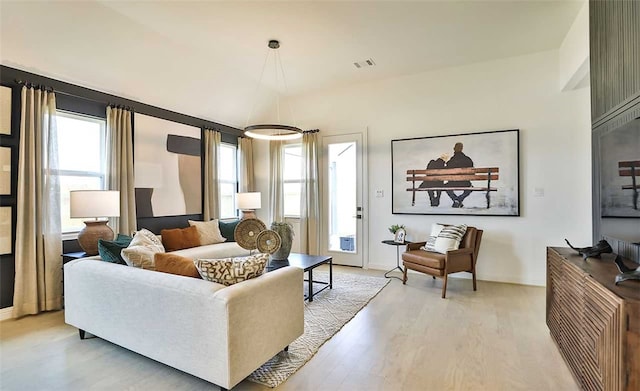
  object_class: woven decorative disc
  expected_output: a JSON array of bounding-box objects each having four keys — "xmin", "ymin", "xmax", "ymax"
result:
[
  {"xmin": 256, "ymin": 229, "xmax": 282, "ymax": 254},
  {"xmin": 234, "ymin": 218, "xmax": 267, "ymax": 250}
]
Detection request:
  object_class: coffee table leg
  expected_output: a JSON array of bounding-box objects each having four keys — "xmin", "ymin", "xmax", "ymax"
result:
[
  {"xmin": 308, "ymin": 269, "xmax": 314, "ymax": 302},
  {"xmin": 329, "ymin": 259, "xmax": 333, "ymax": 289}
]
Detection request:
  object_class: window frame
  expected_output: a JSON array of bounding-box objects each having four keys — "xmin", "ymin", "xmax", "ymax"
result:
[{"xmin": 55, "ymin": 110, "xmax": 108, "ymax": 236}]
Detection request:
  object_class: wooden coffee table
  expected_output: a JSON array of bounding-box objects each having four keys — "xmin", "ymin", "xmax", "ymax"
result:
[{"xmin": 267, "ymin": 253, "xmax": 333, "ymax": 302}]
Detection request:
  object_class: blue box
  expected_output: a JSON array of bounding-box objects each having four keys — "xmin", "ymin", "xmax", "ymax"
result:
[{"xmin": 340, "ymin": 236, "xmax": 355, "ymax": 251}]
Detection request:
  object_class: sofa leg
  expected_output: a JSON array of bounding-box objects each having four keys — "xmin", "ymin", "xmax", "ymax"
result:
[
  {"xmin": 441, "ymin": 274, "xmax": 448, "ymax": 299},
  {"xmin": 79, "ymin": 329, "xmax": 86, "ymax": 340},
  {"xmin": 284, "ymin": 345, "xmax": 289, "ymax": 352},
  {"xmin": 402, "ymin": 266, "xmax": 407, "ymax": 285},
  {"xmin": 472, "ymin": 268, "xmax": 477, "ymax": 291}
]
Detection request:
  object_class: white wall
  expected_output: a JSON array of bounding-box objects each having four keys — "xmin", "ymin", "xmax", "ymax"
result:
[
  {"xmin": 254, "ymin": 49, "xmax": 592, "ymax": 286},
  {"xmin": 558, "ymin": 1, "xmax": 590, "ymax": 91}
]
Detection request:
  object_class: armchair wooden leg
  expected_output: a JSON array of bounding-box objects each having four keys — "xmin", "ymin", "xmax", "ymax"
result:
[
  {"xmin": 402, "ymin": 266, "xmax": 408, "ymax": 285},
  {"xmin": 472, "ymin": 267, "xmax": 477, "ymax": 291},
  {"xmin": 441, "ymin": 274, "xmax": 448, "ymax": 299}
]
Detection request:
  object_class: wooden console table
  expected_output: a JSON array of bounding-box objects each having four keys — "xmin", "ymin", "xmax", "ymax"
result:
[{"xmin": 547, "ymin": 247, "xmax": 639, "ymax": 391}]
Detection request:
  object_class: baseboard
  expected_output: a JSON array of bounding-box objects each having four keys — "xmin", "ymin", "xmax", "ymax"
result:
[
  {"xmin": 0, "ymin": 306, "xmax": 14, "ymax": 321},
  {"xmin": 366, "ymin": 264, "xmax": 544, "ymax": 287}
]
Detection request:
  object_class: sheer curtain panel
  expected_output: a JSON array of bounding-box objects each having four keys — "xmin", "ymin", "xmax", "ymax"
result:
[
  {"xmin": 204, "ymin": 129, "xmax": 221, "ymax": 221},
  {"xmin": 238, "ymin": 137, "xmax": 255, "ymax": 193},
  {"xmin": 300, "ymin": 131, "xmax": 320, "ymax": 255},
  {"xmin": 13, "ymin": 87, "xmax": 62, "ymax": 318},
  {"xmin": 107, "ymin": 106, "xmax": 136, "ymax": 234},
  {"xmin": 269, "ymin": 140, "xmax": 284, "ymax": 223}
]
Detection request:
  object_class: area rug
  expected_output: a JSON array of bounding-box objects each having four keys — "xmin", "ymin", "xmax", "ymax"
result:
[{"xmin": 247, "ymin": 270, "xmax": 390, "ymax": 387}]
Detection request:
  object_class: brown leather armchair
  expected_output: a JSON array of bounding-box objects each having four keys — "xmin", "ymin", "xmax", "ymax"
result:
[{"xmin": 402, "ymin": 226, "xmax": 483, "ymax": 298}]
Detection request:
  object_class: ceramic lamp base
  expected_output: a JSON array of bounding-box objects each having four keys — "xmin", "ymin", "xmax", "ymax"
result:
[
  {"xmin": 77, "ymin": 220, "xmax": 115, "ymax": 256},
  {"xmin": 240, "ymin": 210, "xmax": 257, "ymax": 220}
]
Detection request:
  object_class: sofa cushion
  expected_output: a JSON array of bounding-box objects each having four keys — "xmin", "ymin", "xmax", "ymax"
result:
[
  {"xmin": 98, "ymin": 234, "xmax": 133, "ymax": 264},
  {"xmin": 161, "ymin": 226, "xmax": 201, "ymax": 252},
  {"xmin": 219, "ymin": 219, "xmax": 240, "ymax": 242},
  {"xmin": 170, "ymin": 242, "xmax": 251, "ymax": 260},
  {"xmin": 121, "ymin": 228, "xmax": 165, "ymax": 269},
  {"xmin": 194, "ymin": 253, "xmax": 269, "ymax": 286},
  {"xmin": 403, "ymin": 249, "xmax": 446, "ymax": 269},
  {"xmin": 188, "ymin": 219, "xmax": 226, "ymax": 245},
  {"xmin": 154, "ymin": 253, "xmax": 202, "ymax": 278}
]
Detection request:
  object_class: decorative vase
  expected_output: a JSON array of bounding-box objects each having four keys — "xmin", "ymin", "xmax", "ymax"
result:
[{"xmin": 270, "ymin": 222, "xmax": 293, "ymax": 260}]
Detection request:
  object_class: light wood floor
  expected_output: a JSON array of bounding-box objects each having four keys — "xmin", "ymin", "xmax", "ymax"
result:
[{"xmin": 0, "ymin": 266, "xmax": 579, "ymax": 391}]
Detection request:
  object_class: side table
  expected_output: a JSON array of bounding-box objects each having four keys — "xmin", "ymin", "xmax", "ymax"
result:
[{"xmin": 382, "ymin": 240, "xmax": 411, "ymax": 280}]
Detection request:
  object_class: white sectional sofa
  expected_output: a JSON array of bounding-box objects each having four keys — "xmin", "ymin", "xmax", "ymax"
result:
[{"xmin": 64, "ymin": 256, "xmax": 304, "ymax": 390}]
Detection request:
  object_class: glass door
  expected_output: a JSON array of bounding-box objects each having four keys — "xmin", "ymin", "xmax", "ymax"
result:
[{"xmin": 322, "ymin": 133, "xmax": 364, "ymax": 267}]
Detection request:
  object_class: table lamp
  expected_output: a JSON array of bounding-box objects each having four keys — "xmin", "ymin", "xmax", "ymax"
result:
[
  {"xmin": 70, "ymin": 190, "xmax": 120, "ymax": 255},
  {"xmin": 237, "ymin": 192, "xmax": 261, "ymax": 220}
]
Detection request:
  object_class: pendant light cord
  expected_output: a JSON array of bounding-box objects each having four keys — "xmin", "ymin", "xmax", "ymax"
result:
[
  {"xmin": 277, "ymin": 49, "xmax": 298, "ymax": 128},
  {"xmin": 244, "ymin": 47, "xmax": 271, "ymax": 129}
]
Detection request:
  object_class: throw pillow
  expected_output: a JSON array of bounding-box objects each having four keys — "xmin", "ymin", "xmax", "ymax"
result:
[
  {"xmin": 188, "ymin": 219, "xmax": 226, "ymax": 245},
  {"xmin": 160, "ymin": 226, "xmax": 201, "ymax": 252},
  {"xmin": 97, "ymin": 234, "xmax": 133, "ymax": 264},
  {"xmin": 121, "ymin": 228, "xmax": 165, "ymax": 269},
  {"xmin": 431, "ymin": 224, "xmax": 468, "ymax": 254},
  {"xmin": 194, "ymin": 253, "xmax": 269, "ymax": 286},
  {"xmin": 218, "ymin": 219, "xmax": 240, "ymax": 242},
  {"xmin": 423, "ymin": 223, "xmax": 446, "ymax": 252},
  {"xmin": 154, "ymin": 253, "xmax": 201, "ymax": 279}
]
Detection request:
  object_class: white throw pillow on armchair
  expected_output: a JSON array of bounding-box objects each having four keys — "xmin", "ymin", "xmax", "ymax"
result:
[{"xmin": 422, "ymin": 223, "xmax": 468, "ymax": 254}]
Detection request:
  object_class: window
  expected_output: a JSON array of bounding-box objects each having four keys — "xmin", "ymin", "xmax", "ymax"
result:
[
  {"xmin": 56, "ymin": 111, "xmax": 107, "ymax": 233},
  {"xmin": 283, "ymin": 144, "xmax": 302, "ymax": 217},
  {"xmin": 218, "ymin": 143, "xmax": 238, "ymax": 219}
]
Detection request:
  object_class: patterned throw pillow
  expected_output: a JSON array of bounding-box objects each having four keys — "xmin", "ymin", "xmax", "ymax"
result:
[
  {"xmin": 429, "ymin": 224, "xmax": 468, "ymax": 254},
  {"xmin": 194, "ymin": 253, "xmax": 269, "ymax": 286},
  {"xmin": 423, "ymin": 223, "xmax": 445, "ymax": 252},
  {"xmin": 188, "ymin": 219, "xmax": 226, "ymax": 245},
  {"xmin": 98, "ymin": 234, "xmax": 133, "ymax": 264},
  {"xmin": 218, "ymin": 219, "xmax": 240, "ymax": 242},
  {"xmin": 121, "ymin": 228, "xmax": 165, "ymax": 269}
]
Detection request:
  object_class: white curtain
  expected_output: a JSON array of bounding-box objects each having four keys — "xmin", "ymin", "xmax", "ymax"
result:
[
  {"xmin": 13, "ymin": 87, "xmax": 62, "ymax": 318},
  {"xmin": 204, "ymin": 129, "xmax": 221, "ymax": 221},
  {"xmin": 300, "ymin": 131, "xmax": 321, "ymax": 255},
  {"xmin": 269, "ymin": 140, "xmax": 284, "ymax": 223},
  {"xmin": 237, "ymin": 137, "xmax": 255, "ymax": 193},
  {"xmin": 107, "ymin": 106, "xmax": 136, "ymax": 235}
]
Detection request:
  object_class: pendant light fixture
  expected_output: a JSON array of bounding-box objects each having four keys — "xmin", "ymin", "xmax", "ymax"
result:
[{"xmin": 244, "ymin": 40, "xmax": 303, "ymax": 141}]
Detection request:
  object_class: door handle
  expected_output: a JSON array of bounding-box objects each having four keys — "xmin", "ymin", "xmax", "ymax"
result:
[{"xmin": 355, "ymin": 206, "xmax": 363, "ymax": 219}]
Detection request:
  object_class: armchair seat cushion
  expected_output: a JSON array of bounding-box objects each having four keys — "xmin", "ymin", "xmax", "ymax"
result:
[{"xmin": 402, "ymin": 250, "xmax": 446, "ymax": 269}]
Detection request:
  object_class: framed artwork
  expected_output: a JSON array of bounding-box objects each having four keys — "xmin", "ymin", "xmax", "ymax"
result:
[
  {"xmin": 392, "ymin": 129, "xmax": 520, "ymax": 216},
  {"xmin": 134, "ymin": 114, "xmax": 201, "ymax": 217},
  {"xmin": 394, "ymin": 228, "xmax": 406, "ymax": 243},
  {"xmin": 599, "ymin": 119, "xmax": 640, "ymax": 218},
  {"xmin": 0, "ymin": 86, "xmax": 11, "ymax": 135}
]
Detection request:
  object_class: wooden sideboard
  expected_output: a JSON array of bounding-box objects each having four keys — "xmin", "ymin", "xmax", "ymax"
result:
[{"xmin": 547, "ymin": 247, "xmax": 640, "ymax": 391}]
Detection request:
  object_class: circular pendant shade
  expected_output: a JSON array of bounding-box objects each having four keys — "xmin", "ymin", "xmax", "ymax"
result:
[{"xmin": 244, "ymin": 124, "xmax": 303, "ymax": 141}]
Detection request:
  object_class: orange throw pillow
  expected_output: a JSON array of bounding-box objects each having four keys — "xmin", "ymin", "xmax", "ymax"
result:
[
  {"xmin": 154, "ymin": 253, "xmax": 201, "ymax": 279},
  {"xmin": 160, "ymin": 226, "xmax": 201, "ymax": 252}
]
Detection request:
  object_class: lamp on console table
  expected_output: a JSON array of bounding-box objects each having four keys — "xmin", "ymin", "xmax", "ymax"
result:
[
  {"xmin": 70, "ymin": 190, "xmax": 120, "ymax": 255},
  {"xmin": 237, "ymin": 192, "xmax": 261, "ymax": 220}
]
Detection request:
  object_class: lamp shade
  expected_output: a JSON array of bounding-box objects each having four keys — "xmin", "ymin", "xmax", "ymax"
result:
[
  {"xmin": 70, "ymin": 190, "xmax": 120, "ymax": 219},
  {"xmin": 237, "ymin": 192, "xmax": 261, "ymax": 210}
]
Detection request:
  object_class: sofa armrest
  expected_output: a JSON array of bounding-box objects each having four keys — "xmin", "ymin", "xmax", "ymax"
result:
[
  {"xmin": 212, "ymin": 266, "xmax": 304, "ymax": 387},
  {"xmin": 407, "ymin": 242, "xmax": 426, "ymax": 251}
]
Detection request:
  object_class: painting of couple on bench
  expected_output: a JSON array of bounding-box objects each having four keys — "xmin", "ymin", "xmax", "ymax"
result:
[
  {"xmin": 392, "ymin": 129, "xmax": 519, "ymax": 216},
  {"xmin": 420, "ymin": 142, "xmax": 476, "ymax": 208}
]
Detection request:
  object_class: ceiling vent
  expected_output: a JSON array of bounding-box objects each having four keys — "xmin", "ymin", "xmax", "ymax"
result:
[{"xmin": 353, "ymin": 59, "xmax": 376, "ymax": 69}]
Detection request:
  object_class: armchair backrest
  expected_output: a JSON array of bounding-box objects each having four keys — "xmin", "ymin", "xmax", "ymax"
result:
[{"xmin": 460, "ymin": 226, "xmax": 483, "ymax": 266}]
